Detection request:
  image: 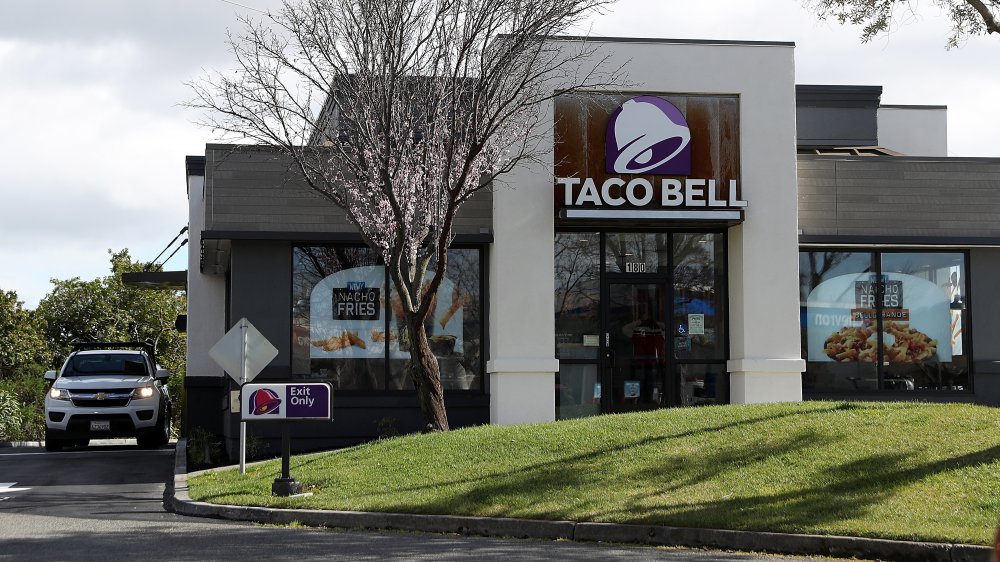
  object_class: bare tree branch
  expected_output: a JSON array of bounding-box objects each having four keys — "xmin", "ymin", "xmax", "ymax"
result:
[{"xmin": 187, "ymin": 0, "xmax": 622, "ymax": 431}]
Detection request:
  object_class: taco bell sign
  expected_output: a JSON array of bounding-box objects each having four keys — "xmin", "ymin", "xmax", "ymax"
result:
[
  {"xmin": 606, "ymin": 96, "xmax": 691, "ymax": 175},
  {"xmin": 241, "ymin": 382, "xmax": 332, "ymax": 421},
  {"xmin": 554, "ymin": 93, "xmax": 746, "ymax": 221}
]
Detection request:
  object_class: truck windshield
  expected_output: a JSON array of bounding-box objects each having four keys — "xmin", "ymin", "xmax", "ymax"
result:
[{"xmin": 64, "ymin": 354, "xmax": 148, "ymax": 377}]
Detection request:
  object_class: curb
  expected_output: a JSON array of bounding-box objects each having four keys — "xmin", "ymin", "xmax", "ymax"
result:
[
  {"xmin": 0, "ymin": 439, "xmax": 158, "ymax": 448},
  {"xmin": 165, "ymin": 439, "xmax": 993, "ymax": 562},
  {"xmin": 0, "ymin": 441, "xmax": 43, "ymax": 448}
]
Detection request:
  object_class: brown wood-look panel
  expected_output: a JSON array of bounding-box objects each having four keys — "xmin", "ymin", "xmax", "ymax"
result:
[{"xmin": 554, "ymin": 93, "xmax": 741, "ymax": 215}]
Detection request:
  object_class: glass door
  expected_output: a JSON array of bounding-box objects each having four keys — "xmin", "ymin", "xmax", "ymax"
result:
[{"xmin": 604, "ymin": 281, "xmax": 671, "ymax": 412}]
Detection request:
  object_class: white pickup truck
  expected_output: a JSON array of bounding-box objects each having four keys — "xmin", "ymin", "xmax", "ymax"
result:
[{"xmin": 43, "ymin": 342, "xmax": 171, "ymax": 451}]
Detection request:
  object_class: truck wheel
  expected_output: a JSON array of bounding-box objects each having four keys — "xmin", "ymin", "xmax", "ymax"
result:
[
  {"xmin": 138, "ymin": 410, "xmax": 169, "ymax": 449},
  {"xmin": 44, "ymin": 428, "xmax": 64, "ymax": 452},
  {"xmin": 157, "ymin": 406, "xmax": 171, "ymax": 446}
]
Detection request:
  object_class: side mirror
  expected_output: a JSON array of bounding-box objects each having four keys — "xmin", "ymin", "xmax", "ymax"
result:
[
  {"xmin": 154, "ymin": 368, "xmax": 170, "ymax": 383},
  {"xmin": 44, "ymin": 370, "xmax": 57, "ymax": 381}
]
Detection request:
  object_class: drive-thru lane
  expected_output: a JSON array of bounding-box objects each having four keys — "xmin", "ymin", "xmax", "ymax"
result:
[
  {"xmin": 0, "ymin": 444, "xmax": 851, "ymax": 561},
  {"xmin": 0, "ymin": 442, "xmax": 176, "ymax": 521}
]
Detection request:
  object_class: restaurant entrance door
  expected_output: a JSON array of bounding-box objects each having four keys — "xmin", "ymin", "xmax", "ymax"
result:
[
  {"xmin": 554, "ymin": 231, "xmax": 729, "ymax": 420},
  {"xmin": 604, "ymin": 280, "xmax": 673, "ymax": 412}
]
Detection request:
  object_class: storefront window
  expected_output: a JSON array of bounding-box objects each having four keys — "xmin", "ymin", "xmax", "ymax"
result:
[
  {"xmin": 799, "ymin": 250, "xmax": 969, "ymax": 392},
  {"xmin": 879, "ymin": 252, "xmax": 968, "ymax": 391},
  {"xmin": 677, "ymin": 364, "xmax": 725, "ymax": 406},
  {"xmin": 673, "ymin": 233, "xmax": 726, "ymax": 360},
  {"xmin": 556, "ymin": 364, "xmax": 601, "ymax": 420},
  {"xmin": 555, "ymin": 233, "xmax": 600, "ymax": 360},
  {"xmin": 605, "ymin": 233, "xmax": 670, "ymax": 273},
  {"xmin": 387, "ymin": 248, "xmax": 483, "ymax": 391},
  {"xmin": 293, "ymin": 245, "xmax": 483, "ymax": 391}
]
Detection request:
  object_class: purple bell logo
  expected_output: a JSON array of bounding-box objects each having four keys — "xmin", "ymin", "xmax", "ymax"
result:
[
  {"xmin": 606, "ymin": 96, "xmax": 691, "ymax": 175},
  {"xmin": 250, "ymin": 388, "xmax": 281, "ymax": 416}
]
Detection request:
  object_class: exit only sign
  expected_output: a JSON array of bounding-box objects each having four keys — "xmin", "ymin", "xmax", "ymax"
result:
[{"xmin": 241, "ymin": 383, "xmax": 332, "ymax": 421}]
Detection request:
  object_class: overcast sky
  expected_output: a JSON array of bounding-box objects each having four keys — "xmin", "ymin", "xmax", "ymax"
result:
[{"xmin": 1, "ymin": 0, "xmax": 996, "ymax": 309}]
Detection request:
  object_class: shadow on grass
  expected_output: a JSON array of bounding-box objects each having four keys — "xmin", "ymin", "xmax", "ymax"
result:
[
  {"xmin": 193, "ymin": 403, "xmax": 830, "ymax": 505},
  {"xmin": 195, "ymin": 401, "xmax": 997, "ymax": 543},
  {"xmin": 347, "ymin": 416, "xmax": 1000, "ymax": 543},
  {"xmin": 341, "ymin": 403, "xmax": 843, "ymax": 497},
  {"xmin": 612, "ymin": 442, "xmax": 1000, "ymax": 541}
]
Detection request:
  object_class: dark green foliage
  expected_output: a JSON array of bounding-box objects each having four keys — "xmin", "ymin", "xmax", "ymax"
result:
[
  {"xmin": 808, "ymin": 0, "xmax": 1000, "ymax": 47},
  {"xmin": 1, "ymin": 249, "xmax": 187, "ymax": 441}
]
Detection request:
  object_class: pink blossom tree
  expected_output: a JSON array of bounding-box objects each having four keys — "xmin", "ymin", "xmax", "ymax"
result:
[{"xmin": 189, "ymin": 0, "xmax": 618, "ymax": 431}]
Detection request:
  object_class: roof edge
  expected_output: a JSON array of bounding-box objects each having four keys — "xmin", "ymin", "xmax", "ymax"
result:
[{"xmin": 545, "ymin": 35, "xmax": 795, "ymax": 47}]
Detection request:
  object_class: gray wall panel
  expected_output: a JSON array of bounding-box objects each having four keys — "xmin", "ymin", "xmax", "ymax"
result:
[
  {"xmin": 971, "ymin": 248, "xmax": 1000, "ymax": 362},
  {"xmin": 798, "ymin": 155, "xmax": 1000, "ymax": 239},
  {"xmin": 970, "ymin": 248, "xmax": 1000, "ymax": 404},
  {"xmin": 229, "ymin": 240, "xmax": 292, "ymax": 379},
  {"xmin": 204, "ymin": 145, "xmax": 493, "ymax": 236}
]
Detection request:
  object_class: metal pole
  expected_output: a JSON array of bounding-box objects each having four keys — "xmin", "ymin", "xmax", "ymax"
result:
[
  {"xmin": 239, "ymin": 318, "xmax": 248, "ymax": 475},
  {"xmin": 281, "ymin": 422, "xmax": 291, "ymax": 480}
]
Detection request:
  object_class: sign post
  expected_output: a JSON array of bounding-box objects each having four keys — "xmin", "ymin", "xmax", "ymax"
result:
[
  {"xmin": 242, "ymin": 382, "xmax": 332, "ymax": 496},
  {"xmin": 209, "ymin": 317, "xmax": 278, "ymax": 475}
]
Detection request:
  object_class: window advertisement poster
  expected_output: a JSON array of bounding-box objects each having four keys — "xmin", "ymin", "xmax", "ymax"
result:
[
  {"xmin": 388, "ymin": 272, "xmax": 464, "ymax": 360},
  {"xmin": 806, "ymin": 273, "xmax": 952, "ymax": 363},
  {"xmin": 308, "ymin": 267, "xmax": 465, "ymax": 360},
  {"xmin": 309, "ymin": 266, "xmax": 387, "ymax": 359}
]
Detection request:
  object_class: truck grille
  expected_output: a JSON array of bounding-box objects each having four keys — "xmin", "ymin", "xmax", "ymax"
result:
[
  {"xmin": 70, "ymin": 389, "xmax": 133, "ymax": 408},
  {"xmin": 72, "ymin": 398, "xmax": 130, "ymax": 407}
]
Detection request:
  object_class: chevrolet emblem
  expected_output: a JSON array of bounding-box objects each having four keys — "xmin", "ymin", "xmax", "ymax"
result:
[{"xmin": 95, "ymin": 392, "xmax": 107, "ymax": 400}]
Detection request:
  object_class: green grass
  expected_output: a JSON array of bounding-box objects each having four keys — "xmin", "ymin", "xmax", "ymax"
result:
[{"xmin": 188, "ymin": 401, "xmax": 1000, "ymax": 545}]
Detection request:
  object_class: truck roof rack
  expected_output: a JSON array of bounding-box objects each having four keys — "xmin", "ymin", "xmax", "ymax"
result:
[{"xmin": 69, "ymin": 341, "xmax": 156, "ymax": 366}]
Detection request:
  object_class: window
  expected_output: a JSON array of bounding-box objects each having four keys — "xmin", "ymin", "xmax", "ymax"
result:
[
  {"xmin": 673, "ymin": 233, "xmax": 726, "ymax": 361},
  {"xmin": 292, "ymin": 245, "xmax": 484, "ymax": 391},
  {"xmin": 555, "ymin": 233, "xmax": 600, "ymax": 360},
  {"xmin": 605, "ymin": 233, "xmax": 670, "ymax": 273},
  {"xmin": 800, "ymin": 250, "xmax": 969, "ymax": 392}
]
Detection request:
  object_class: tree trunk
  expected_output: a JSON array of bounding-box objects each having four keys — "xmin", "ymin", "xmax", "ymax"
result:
[{"xmin": 406, "ymin": 316, "xmax": 450, "ymax": 432}]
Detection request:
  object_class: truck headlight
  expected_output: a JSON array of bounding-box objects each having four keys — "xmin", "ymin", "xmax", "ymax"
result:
[
  {"xmin": 49, "ymin": 388, "xmax": 71, "ymax": 401},
  {"xmin": 132, "ymin": 387, "xmax": 155, "ymax": 399}
]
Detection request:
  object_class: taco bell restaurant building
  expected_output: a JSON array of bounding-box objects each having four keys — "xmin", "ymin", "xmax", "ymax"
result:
[{"xmin": 180, "ymin": 38, "xmax": 1000, "ymax": 453}]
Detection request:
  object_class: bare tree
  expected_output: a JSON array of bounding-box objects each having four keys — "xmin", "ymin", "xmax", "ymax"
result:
[
  {"xmin": 188, "ymin": 0, "xmax": 617, "ymax": 431},
  {"xmin": 807, "ymin": 0, "xmax": 999, "ymax": 47}
]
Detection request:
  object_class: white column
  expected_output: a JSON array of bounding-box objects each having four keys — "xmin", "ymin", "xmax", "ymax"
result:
[{"xmin": 488, "ymin": 99, "xmax": 558, "ymax": 425}]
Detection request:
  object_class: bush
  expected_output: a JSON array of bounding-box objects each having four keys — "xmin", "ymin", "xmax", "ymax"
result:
[
  {"xmin": 0, "ymin": 388, "xmax": 24, "ymax": 440},
  {"xmin": 188, "ymin": 426, "xmax": 224, "ymax": 469},
  {"xmin": 0, "ymin": 373, "xmax": 46, "ymax": 441}
]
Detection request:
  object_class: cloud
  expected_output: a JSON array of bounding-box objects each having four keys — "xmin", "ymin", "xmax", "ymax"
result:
[
  {"xmin": 0, "ymin": 0, "xmax": 997, "ymax": 309},
  {"xmin": 584, "ymin": 0, "xmax": 999, "ymax": 157}
]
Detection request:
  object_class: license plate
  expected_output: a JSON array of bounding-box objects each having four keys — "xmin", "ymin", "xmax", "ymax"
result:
[{"xmin": 90, "ymin": 420, "xmax": 111, "ymax": 432}]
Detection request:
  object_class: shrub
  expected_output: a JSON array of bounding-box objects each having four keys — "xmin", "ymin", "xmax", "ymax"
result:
[
  {"xmin": 0, "ymin": 373, "xmax": 46, "ymax": 441},
  {"xmin": 188, "ymin": 426, "xmax": 224, "ymax": 469},
  {"xmin": 0, "ymin": 388, "xmax": 24, "ymax": 440}
]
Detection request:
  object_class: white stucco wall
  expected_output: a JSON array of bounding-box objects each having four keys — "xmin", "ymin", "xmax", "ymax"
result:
[
  {"xmin": 488, "ymin": 109, "xmax": 560, "ymax": 422},
  {"xmin": 186, "ymin": 173, "xmax": 226, "ymax": 378},
  {"xmin": 489, "ymin": 39, "xmax": 805, "ymax": 423},
  {"xmin": 877, "ymin": 106, "xmax": 948, "ymax": 156}
]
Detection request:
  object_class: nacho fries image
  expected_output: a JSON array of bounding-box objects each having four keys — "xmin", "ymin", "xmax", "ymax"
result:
[
  {"xmin": 823, "ymin": 321, "xmax": 936, "ymax": 363},
  {"xmin": 311, "ymin": 330, "xmax": 367, "ymax": 352}
]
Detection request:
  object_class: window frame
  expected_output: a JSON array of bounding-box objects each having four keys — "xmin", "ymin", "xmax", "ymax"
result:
[
  {"xmin": 291, "ymin": 243, "xmax": 488, "ymax": 395},
  {"xmin": 799, "ymin": 246, "xmax": 974, "ymax": 395}
]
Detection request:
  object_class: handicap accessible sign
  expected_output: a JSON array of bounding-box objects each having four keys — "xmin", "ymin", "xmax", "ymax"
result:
[{"xmin": 241, "ymin": 383, "xmax": 332, "ymax": 421}]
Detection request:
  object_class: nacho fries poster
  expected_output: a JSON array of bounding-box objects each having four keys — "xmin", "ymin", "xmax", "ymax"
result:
[
  {"xmin": 805, "ymin": 273, "xmax": 952, "ymax": 363},
  {"xmin": 308, "ymin": 265, "xmax": 463, "ymax": 359}
]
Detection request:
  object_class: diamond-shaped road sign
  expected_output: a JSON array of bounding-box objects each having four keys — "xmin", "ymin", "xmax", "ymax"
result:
[{"xmin": 209, "ymin": 317, "xmax": 278, "ymax": 384}]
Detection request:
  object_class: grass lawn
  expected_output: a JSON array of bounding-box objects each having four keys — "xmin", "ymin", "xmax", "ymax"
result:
[{"xmin": 188, "ymin": 401, "xmax": 1000, "ymax": 545}]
